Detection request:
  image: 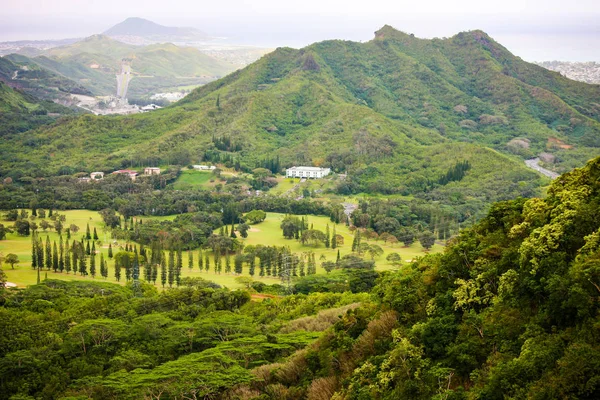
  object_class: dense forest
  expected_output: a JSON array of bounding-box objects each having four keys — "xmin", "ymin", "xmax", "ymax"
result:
[{"xmin": 1, "ymin": 156, "xmax": 599, "ymax": 399}]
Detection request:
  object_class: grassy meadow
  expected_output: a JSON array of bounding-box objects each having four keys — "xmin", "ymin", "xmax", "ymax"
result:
[{"xmin": 1, "ymin": 210, "xmax": 443, "ymax": 288}]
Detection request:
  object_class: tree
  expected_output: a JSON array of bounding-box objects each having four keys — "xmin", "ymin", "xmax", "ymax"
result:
[
  {"xmin": 325, "ymin": 224, "xmax": 331, "ymax": 248},
  {"xmin": 322, "ymin": 260, "xmax": 336, "ymax": 273},
  {"xmin": 244, "ymin": 210, "xmax": 266, "ymax": 224},
  {"xmin": 419, "ymin": 230, "xmax": 436, "ymax": 250},
  {"xmin": 168, "ymin": 251, "xmax": 175, "ymax": 287},
  {"xmin": 400, "ymin": 228, "xmax": 416, "ymax": 247},
  {"xmin": 93, "ymin": 227, "xmax": 99, "ymax": 240},
  {"xmin": 238, "ymin": 223, "xmax": 250, "ymax": 238},
  {"xmin": 188, "ymin": 250, "xmax": 194, "ymax": 270},
  {"xmin": 45, "ymin": 236, "xmax": 52, "ymax": 270},
  {"xmin": 54, "ymin": 220, "xmax": 63, "ymax": 235},
  {"xmin": 90, "ymin": 251, "xmax": 96, "ymax": 278},
  {"xmin": 4, "ymin": 253, "xmax": 19, "ymax": 269},
  {"xmin": 85, "ymin": 224, "xmax": 91, "ymax": 240},
  {"xmin": 386, "ymin": 252, "xmax": 402, "ymax": 265},
  {"xmin": 235, "ymin": 276, "xmax": 254, "ymax": 289},
  {"xmin": 39, "ymin": 220, "xmax": 50, "ymax": 232},
  {"xmin": 108, "ymin": 243, "xmax": 113, "ymax": 258},
  {"xmin": 52, "ymin": 241, "xmax": 59, "ymax": 272},
  {"xmin": 115, "ymin": 259, "xmax": 121, "ymax": 282},
  {"xmin": 160, "ymin": 253, "xmax": 167, "ymax": 287},
  {"xmin": 332, "ymin": 225, "xmax": 338, "ymax": 249},
  {"xmin": 352, "ymin": 229, "xmax": 362, "ymax": 252},
  {"xmin": 367, "ymin": 244, "xmax": 384, "ymax": 259},
  {"xmin": 198, "ymin": 249, "xmax": 203, "ymax": 271},
  {"xmin": 14, "ymin": 219, "xmax": 30, "ymax": 236},
  {"xmin": 70, "ymin": 224, "xmax": 80, "ymax": 235}
]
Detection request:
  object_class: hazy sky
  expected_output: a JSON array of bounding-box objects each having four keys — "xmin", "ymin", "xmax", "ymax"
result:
[{"xmin": 1, "ymin": 0, "xmax": 599, "ymax": 61}]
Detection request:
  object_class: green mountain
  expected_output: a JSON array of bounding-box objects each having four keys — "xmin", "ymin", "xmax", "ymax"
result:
[
  {"xmin": 2, "ymin": 26, "xmax": 600, "ymax": 218},
  {"xmin": 0, "ymin": 55, "xmax": 93, "ymax": 100},
  {"xmin": 0, "ymin": 80, "xmax": 80, "ymax": 135},
  {"xmin": 15, "ymin": 35, "xmax": 237, "ymax": 96},
  {"xmin": 104, "ymin": 17, "xmax": 209, "ymax": 41}
]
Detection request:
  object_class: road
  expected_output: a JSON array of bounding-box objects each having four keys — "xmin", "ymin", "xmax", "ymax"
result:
[{"xmin": 525, "ymin": 158, "xmax": 560, "ymax": 179}]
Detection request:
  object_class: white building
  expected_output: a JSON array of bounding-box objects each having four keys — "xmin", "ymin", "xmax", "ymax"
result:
[
  {"xmin": 286, "ymin": 166, "xmax": 331, "ymax": 179},
  {"xmin": 193, "ymin": 165, "xmax": 216, "ymax": 171},
  {"xmin": 144, "ymin": 167, "xmax": 161, "ymax": 175},
  {"xmin": 90, "ymin": 172, "xmax": 104, "ymax": 180}
]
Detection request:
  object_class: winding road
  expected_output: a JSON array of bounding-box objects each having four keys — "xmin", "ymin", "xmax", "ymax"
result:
[{"xmin": 525, "ymin": 158, "xmax": 560, "ymax": 179}]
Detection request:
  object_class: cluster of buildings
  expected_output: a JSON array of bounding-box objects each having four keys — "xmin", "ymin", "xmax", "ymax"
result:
[{"xmin": 78, "ymin": 167, "xmax": 161, "ymax": 182}]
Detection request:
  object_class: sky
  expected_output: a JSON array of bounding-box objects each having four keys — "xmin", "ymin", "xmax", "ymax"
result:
[{"xmin": 1, "ymin": 0, "xmax": 599, "ymax": 61}]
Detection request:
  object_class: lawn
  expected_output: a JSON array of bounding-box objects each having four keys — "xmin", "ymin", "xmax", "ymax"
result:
[
  {"xmin": 2, "ymin": 210, "xmax": 444, "ymax": 289},
  {"xmin": 239, "ymin": 212, "xmax": 444, "ymax": 273},
  {"xmin": 171, "ymin": 170, "xmax": 215, "ymax": 190}
]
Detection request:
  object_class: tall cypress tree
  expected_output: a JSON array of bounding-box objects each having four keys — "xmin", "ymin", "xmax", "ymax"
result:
[
  {"xmin": 59, "ymin": 236, "xmax": 64, "ymax": 272},
  {"xmin": 65, "ymin": 241, "xmax": 71, "ymax": 273},
  {"xmin": 90, "ymin": 251, "xmax": 96, "ymax": 278},
  {"xmin": 86, "ymin": 241, "xmax": 91, "ymax": 255},
  {"xmin": 332, "ymin": 225, "xmax": 337, "ymax": 249},
  {"xmin": 132, "ymin": 248, "xmax": 139, "ymax": 281},
  {"xmin": 248, "ymin": 254, "xmax": 255, "ymax": 276},
  {"xmin": 71, "ymin": 242, "xmax": 78, "ymax": 273},
  {"xmin": 198, "ymin": 249, "xmax": 203, "ymax": 271},
  {"xmin": 79, "ymin": 252, "xmax": 87, "ymax": 276},
  {"xmin": 204, "ymin": 252, "xmax": 210, "ymax": 273},
  {"xmin": 225, "ymin": 250, "xmax": 231, "ymax": 274},
  {"xmin": 31, "ymin": 233, "xmax": 37, "ymax": 270},
  {"xmin": 151, "ymin": 261, "xmax": 158, "ymax": 284},
  {"xmin": 114, "ymin": 259, "xmax": 121, "ymax": 282},
  {"xmin": 52, "ymin": 241, "xmax": 59, "ymax": 272},
  {"xmin": 160, "ymin": 251, "xmax": 167, "ymax": 287},
  {"xmin": 176, "ymin": 247, "xmax": 182, "ymax": 286},
  {"xmin": 168, "ymin": 251, "xmax": 175, "ymax": 287},
  {"xmin": 124, "ymin": 253, "xmax": 131, "ymax": 281},
  {"xmin": 108, "ymin": 243, "xmax": 113, "ymax": 258},
  {"xmin": 214, "ymin": 249, "xmax": 220, "ymax": 274},
  {"xmin": 93, "ymin": 227, "xmax": 98, "ymax": 240},
  {"xmin": 44, "ymin": 236, "xmax": 51, "ymax": 270},
  {"xmin": 100, "ymin": 253, "xmax": 106, "ymax": 279},
  {"xmin": 325, "ymin": 224, "xmax": 331, "ymax": 248},
  {"xmin": 86, "ymin": 223, "xmax": 91, "ymax": 240},
  {"xmin": 188, "ymin": 250, "xmax": 193, "ymax": 270}
]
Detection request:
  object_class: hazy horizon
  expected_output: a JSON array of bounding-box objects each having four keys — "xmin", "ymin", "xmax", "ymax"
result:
[{"xmin": 1, "ymin": 0, "xmax": 599, "ymax": 62}]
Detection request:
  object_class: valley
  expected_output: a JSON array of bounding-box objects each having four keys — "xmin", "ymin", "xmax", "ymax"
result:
[{"xmin": 1, "ymin": 10, "xmax": 600, "ymax": 400}]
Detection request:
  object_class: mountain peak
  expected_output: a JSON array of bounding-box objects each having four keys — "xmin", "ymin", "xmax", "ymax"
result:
[
  {"xmin": 374, "ymin": 25, "xmax": 415, "ymax": 40},
  {"xmin": 103, "ymin": 17, "xmax": 208, "ymax": 40}
]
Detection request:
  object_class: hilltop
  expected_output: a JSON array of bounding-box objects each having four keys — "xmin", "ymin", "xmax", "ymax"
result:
[{"xmin": 104, "ymin": 17, "xmax": 210, "ymax": 42}]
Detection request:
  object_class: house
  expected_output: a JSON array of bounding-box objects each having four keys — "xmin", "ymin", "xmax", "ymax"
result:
[
  {"xmin": 112, "ymin": 169, "xmax": 138, "ymax": 180},
  {"xmin": 193, "ymin": 165, "xmax": 217, "ymax": 171},
  {"xmin": 286, "ymin": 166, "xmax": 331, "ymax": 179},
  {"xmin": 90, "ymin": 172, "xmax": 104, "ymax": 180},
  {"xmin": 144, "ymin": 167, "xmax": 161, "ymax": 175}
]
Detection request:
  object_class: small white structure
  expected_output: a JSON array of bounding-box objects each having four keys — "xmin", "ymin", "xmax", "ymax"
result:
[
  {"xmin": 286, "ymin": 166, "xmax": 331, "ymax": 179},
  {"xmin": 90, "ymin": 172, "xmax": 104, "ymax": 180},
  {"xmin": 140, "ymin": 104, "xmax": 162, "ymax": 112},
  {"xmin": 112, "ymin": 169, "xmax": 138, "ymax": 181},
  {"xmin": 193, "ymin": 165, "xmax": 217, "ymax": 171},
  {"xmin": 144, "ymin": 167, "xmax": 161, "ymax": 175}
]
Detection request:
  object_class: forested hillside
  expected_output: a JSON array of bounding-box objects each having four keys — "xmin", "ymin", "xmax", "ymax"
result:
[
  {"xmin": 0, "ymin": 81, "xmax": 80, "ymax": 135},
  {"xmin": 1, "ymin": 156, "xmax": 599, "ymax": 399}
]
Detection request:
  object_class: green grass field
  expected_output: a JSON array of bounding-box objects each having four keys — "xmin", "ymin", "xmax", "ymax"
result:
[
  {"xmin": 171, "ymin": 170, "xmax": 215, "ymax": 190},
  {"xmin": 2, "ymin": 210, "xmax": 443, "ymax": 289}
]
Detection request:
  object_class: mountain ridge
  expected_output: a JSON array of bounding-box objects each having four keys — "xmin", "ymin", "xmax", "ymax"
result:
[
  {"xmin": 104, "ymin": 17, "xmax": 210, "ymax": 41},
  {"xmin": 1, "ymin": 25, "xmax": 599, "ymax": 221}
]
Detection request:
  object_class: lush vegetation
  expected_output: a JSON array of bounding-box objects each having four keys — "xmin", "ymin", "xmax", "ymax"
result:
[
  {"xmin": 0, "ymin": 81, "xmax": 80, "ymax": 136},
  {"xmin": 2, "ymin": 156, "xmax": 599, "ymax": 399},
  {"xmin": 4, "ymin": 26, "xmax": 599, "ymax": 227}
]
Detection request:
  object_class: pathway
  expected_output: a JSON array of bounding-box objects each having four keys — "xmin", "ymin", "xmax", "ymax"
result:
[{"xmin": 525, "ymin": 158, "xmax": 560, "ymax": 179}]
